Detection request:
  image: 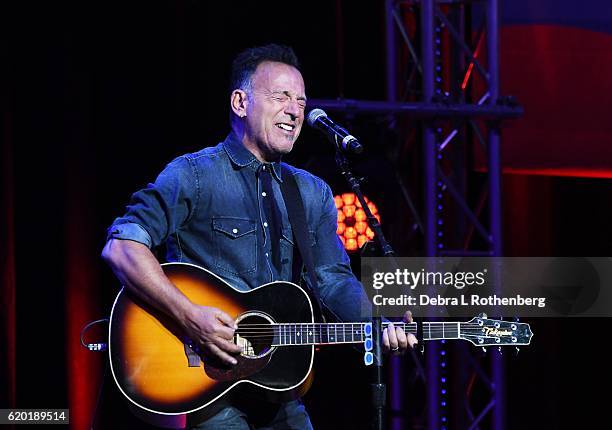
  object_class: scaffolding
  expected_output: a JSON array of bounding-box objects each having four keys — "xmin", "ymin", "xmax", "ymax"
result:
[{"xmin": 309, "ymin": 1, "xmax": 522, "ymax": 428}]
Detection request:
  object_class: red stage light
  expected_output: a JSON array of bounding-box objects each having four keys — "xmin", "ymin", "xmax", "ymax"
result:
[{"xmin": 335, "ymin": 193, "xmax": 379, "ymax": 252}]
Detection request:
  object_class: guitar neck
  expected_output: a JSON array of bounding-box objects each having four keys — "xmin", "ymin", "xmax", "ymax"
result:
[{"xmin": 266, "ymin": 321, "xmax": 463, "ymax": 346}]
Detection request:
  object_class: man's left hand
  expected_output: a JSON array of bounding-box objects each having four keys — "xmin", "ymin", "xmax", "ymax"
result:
[{"xmin": 382, "ymin": 310, "xmax": 418, "ymax": 355}]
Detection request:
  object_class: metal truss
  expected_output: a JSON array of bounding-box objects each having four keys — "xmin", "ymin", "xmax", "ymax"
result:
[{"xmin": 309, "ymin": 1, "xmax": 520, "ymax": 429}]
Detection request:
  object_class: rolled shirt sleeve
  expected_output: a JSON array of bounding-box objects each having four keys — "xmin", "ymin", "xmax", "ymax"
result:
[{"xmin": 106, "ymin": 222, "xmax": 153, "ymax": 248}]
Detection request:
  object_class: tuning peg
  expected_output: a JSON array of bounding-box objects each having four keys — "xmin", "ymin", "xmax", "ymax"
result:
[
  {"xmin": 420, "ymin": 344, "xmax": 425, "ymax": 354},
  {"xmin": 515, "ymin": 347, "xmax": 520, "ymax": 356},
  {"xmin": 498, "ymin": 347, "xmax": 503, "ymax": 355},
  {"xmin": 481, "ymin": 347, "xmax": 487, "ymax": 355},
  {"xmin": 478, "ymin": 312, "xmax": 488, "ymax": 319}
]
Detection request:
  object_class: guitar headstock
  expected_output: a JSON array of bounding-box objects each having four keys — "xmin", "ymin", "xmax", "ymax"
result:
[{"xmin": 460, "ymin": 316, "xmax": 533, "ymax": 347}]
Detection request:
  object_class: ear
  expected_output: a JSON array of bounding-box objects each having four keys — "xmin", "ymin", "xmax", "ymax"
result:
[{"xmin": 230, "ymin": 89, "xmax": 248, "ymax": 118}]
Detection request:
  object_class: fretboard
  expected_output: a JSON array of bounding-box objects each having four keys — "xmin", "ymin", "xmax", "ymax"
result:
[{"xmin": 268, "ymin": 321, "xmax": 463, "ymax": 346}]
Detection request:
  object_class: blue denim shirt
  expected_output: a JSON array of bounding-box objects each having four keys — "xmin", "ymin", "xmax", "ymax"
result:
[{"xmin": 108, "ymin": 132, "xmax": 371, "ymax": 322}]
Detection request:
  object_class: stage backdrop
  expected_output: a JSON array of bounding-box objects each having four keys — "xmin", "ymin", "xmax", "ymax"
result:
[{"xmin": 1, "ymin": 1, "xmax": 611, "ymax": 429}]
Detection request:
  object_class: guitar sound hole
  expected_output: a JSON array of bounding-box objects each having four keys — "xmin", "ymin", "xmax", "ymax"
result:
[{"xmin": 235, "ymin": 313, "xmax": 275, "ymax": 359}]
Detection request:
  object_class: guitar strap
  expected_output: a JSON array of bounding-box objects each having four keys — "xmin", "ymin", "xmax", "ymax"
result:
[{"xmin": 280, "ymin": 165, "xmax": 325, "ymax": 322}]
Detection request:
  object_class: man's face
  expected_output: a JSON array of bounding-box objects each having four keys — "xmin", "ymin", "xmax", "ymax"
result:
[{"xmin": 242, "ymin": 61, "xmax": 306, "ymax": 161}]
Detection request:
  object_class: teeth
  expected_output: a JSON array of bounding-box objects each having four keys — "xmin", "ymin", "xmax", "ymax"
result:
[{"xmin": 276, "ymin": 123, "xmax": 294, "ymax": 131}]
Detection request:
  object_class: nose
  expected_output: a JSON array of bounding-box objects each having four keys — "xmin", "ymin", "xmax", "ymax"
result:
[{"xmin": 284, "ymin": 99, "xmax": 301, "ymax": 120}]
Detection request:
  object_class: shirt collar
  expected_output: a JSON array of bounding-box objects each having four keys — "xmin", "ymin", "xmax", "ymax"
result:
[{"xmin": 223, "ymin": 132, "xmax": 283, "ymax": 183}]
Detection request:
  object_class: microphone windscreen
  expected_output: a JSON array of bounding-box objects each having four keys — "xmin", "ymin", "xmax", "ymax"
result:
[{"xmin": 306, "ymin": 108, "xmax": 327, "ymax": 127}]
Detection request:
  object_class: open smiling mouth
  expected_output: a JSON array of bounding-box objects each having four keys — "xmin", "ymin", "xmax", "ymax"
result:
[{"xmin": 275, "ymin": 123, "xmax": 295, "ymax": 132}]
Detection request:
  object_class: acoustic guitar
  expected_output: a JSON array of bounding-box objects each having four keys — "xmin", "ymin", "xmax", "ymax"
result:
[{"xmin": 109, "ymin": 262, "xmax": 533, "ymax": 417}]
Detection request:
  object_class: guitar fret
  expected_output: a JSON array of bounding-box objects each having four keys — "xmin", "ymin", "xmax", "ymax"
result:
[{"xmin": 422, "ymin": 322, "xmax": 461, "ymax": 340}]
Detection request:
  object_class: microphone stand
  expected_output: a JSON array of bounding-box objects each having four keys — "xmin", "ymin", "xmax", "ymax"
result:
[{"xmin": 335, "ymin": 149, "xmax": 397, "ymax": 430}]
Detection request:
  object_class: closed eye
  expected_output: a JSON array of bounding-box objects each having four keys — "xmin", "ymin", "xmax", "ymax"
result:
[{"xmin": 271, "ymin": 91, "xmax": 307, "ymax": 109}]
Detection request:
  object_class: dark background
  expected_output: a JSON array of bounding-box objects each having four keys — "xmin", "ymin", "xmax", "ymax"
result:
[{"xmin": 1, "ymin": 1, "xmax": 611, "ymax": 429}]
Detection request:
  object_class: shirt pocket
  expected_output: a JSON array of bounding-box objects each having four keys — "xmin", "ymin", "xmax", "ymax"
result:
[{"xmin": 212, "ymin": 217, "xmax": 257, "ymax": 275}]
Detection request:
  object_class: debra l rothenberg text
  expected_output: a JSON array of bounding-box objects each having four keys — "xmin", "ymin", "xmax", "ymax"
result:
[{"xmin": 372, "ymin": 293, "xmax": 547, "ymax": 308}]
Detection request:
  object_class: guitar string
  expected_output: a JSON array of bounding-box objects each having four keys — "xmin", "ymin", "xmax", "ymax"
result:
[
  {"xmin": 234, "ymin": 330, "xmax": 493, "ymax": 334},
  {"xmin": 234, "ymin": 331, "xmax": 509, "ymax": 337},
  {"xmin": 233, "ymin": 322, "xmax": 514, "ymax": 326},
  {"xmin": 235, "ymin": 328, "xmax": 511, "ymax": 334},
  {"xmin": 234, "ymin": 325, "xmax": 511, "ymax": 332},
  {"xmin": 234, "ymin": 330, "xmax": 514, "ymax": 337},
  {"xmin": 234, "ymin": 324, "xmax": 523, "ymax": 337},
  {"xmin": 235, "ymin": 330, "xmax": 510, "ymax": 333},
  {"xmin": 234, "ymin": 327, "xmax": 524, "ymax": 334},
  {"xmin": 234, "ymin": 323, "xmax": 521, "ymax": 328},
  {"xmin": 234, "ymin": 324, "xmax": 497, "ymax": 328}
]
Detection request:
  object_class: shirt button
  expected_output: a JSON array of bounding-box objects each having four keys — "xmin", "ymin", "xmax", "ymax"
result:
[
  {"xmin": 265, "ymin": 253, "xmax": 269, "ymax": 257},
  {"xmin": 232, "ymin": 228, "xmax": 238, "ymax": 234},
  {"xmin": 262, "ymin": 191, "xmax": 267, "ymax": 197},
  {"xmin": 263, "ymin": 222, "xmax": 268, "ymax": 228}
]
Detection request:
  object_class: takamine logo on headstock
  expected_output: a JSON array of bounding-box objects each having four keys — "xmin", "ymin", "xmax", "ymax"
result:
[{"xmin": 483, "ymin": 327, "xmax": 512, "ymax": 337}]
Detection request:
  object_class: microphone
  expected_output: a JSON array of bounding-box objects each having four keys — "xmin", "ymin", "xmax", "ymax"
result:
[{"xmin": 306, "ymin": 109, "xmax": 363, "ymax": 154}]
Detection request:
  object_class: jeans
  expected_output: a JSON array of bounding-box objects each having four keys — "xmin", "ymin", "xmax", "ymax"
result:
[{"xmin": 190, "ymin": 400, "xmax": 313, "ymax": 430}]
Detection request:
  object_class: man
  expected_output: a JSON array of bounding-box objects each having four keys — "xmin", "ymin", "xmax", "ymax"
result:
[{"xmin": 102, "ymin": 44, "xmax": 416, "ymax": 429}]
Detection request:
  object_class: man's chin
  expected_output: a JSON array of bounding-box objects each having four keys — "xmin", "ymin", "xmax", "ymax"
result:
[{"xmin": 272, "ymin": 141, "xmax": 296, "ymax": 157}]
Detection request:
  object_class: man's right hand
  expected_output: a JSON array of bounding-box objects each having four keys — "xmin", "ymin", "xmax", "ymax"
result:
[
  {"xmin": 183, "ymin": 305, "xmax": 243, "ymax": 366},
  {"xmin": 101, "ymin": 240, "xmax": 243, "ymax": 366}
]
